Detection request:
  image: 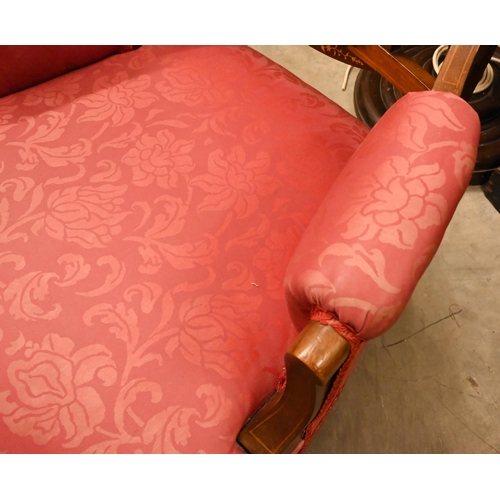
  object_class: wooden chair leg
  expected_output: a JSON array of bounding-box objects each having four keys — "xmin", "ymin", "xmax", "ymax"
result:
[{"xmin": 237, "ymin": 321, "xmax": 350, "ymax": 454}]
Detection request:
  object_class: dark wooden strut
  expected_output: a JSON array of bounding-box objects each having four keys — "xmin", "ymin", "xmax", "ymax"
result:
[
  {"xmin": 347, "ymin": 45, "xmax": 433, "ymax": 93},
  {"xmin": 432, "ymin": 45, "xmax": 497, "ymax": 99},
  {"xmin": 311, "ymin": 44, "xmax": 497, "ymax": 98},
  {"xmin": 310, "ymin": 45, "xmax": 435, "ymax": 93},
  {"xmin": 237, "ymin": 321, "xmax": 350, "ymax": 454}
]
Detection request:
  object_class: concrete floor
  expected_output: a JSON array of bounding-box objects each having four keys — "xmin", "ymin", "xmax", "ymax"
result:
[{"xmin": 252, "ymin": 46, "xmax": 500, "ymax": 453}]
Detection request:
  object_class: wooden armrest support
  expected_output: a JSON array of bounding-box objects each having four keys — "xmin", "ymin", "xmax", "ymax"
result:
[
  {"xmin": 310, "ymin": 45, "xmax": 435, "ymax": 94},
  {"xmin": 392, "ymin": 54, "xmax": 436, "ymax": 89},
  {"xmin": 237, "ymin": 321, "xmax": 350, "ymax": 454},
  {"xmin": 433, "ymin": 45, "xmax": 497, "ymax": 99},
  {"xmin": 312, "ymin": 44, "xmax": 497, "ymax": 99},
  {"xmin": 347, "ymin": 45, "xmax": 432, "ymax": 94}
]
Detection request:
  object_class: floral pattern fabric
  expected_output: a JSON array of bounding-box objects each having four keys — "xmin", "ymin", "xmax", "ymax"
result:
[
  {"xmin": 0, "ymin": 45, "xmax": 368, "ymax": 453},
  {"xmin": 285, "ymin": 91, "xmax": 480, "ymax": 341},
  {"xmin": 285, "ymin": 92, "xmax": 479, "ymax": 453}
]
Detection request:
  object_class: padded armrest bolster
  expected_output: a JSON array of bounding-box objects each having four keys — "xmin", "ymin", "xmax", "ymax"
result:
[
  {"xmin": 0, "ymin": 46, "xmax": 132, "ymax": 98},
  {"xmin": 284, "ymin": 91, "xmax": 480, "ymax": 341}
]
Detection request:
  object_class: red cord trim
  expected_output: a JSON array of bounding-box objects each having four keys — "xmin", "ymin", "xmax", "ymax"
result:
[{"xmin": 310, "ymin": 305, "xmax": 362, "ymax": 346}]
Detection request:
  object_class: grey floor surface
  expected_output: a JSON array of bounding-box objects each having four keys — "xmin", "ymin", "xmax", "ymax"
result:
[{"xmin": 251, "ymin": 46, "xmax": 500, "ymax": 454}]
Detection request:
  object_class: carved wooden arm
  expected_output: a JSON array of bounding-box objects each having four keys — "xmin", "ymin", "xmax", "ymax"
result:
[{"xmin": 238, "ymin": 321, "xmax": 350, "ymax": 454}]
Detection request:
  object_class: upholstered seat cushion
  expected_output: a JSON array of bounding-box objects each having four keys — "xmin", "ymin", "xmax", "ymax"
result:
[{"xmin": 0, "ymin": 45, "xmax": 368, "ymax": 453}]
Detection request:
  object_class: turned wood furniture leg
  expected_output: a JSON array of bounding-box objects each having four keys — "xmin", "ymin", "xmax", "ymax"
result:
[{"xmin": 237, "ymin": 321, "xmax": 350, "ymax": 454}]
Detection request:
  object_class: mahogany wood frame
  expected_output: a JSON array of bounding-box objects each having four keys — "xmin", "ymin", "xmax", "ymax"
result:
[
  {"xmin": 237, "ymin": 321, "xmax": 350, "ymax": 454},
  {"xmin": 236, "ymin": 45, "xmax": 496, "ymax": 454}
]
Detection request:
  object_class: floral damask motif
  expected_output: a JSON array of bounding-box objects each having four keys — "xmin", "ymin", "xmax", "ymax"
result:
[
  {"xmin": 0, "ymin": 95, "xmax": 18, "ymax": 141},
  {"xmin": 83, "ymin": 285, "xmax": 174, "ymax": 385},
  {"xmin": 453, "ymin": 141, "xmax": 477, "ymax": 189},
  {"xmin": 0, "ymin": 333, "xmax": 117, "ymax": 448},
  {"xmin": 142, "ymin": 384, "xmax": 233, "ymax": 453},
  {"xmin": 90, "ymin": 160, "xmax": 122, "ymax": 184},
  {"xmin": 254, "ymin": 225, "xmax": 302, "ymax": 299},
  {"xmin": 280, "ymin": 90, "xmax": 327, "ymax": 113},
  {"xmin": 32, "ymin": 184, "xmax": 130, "ymax": 248},
  {"xmin": 224, "ymin": 214, "xmax": 271, "ymax": 251},
  {"xmin": 340, "ymin": 156, "xmax": 448, "ymax": 249},
  {"xmin": 122, "ymin": 130, "xmax": 194, "ymax": 189},
  {"xmin": 76, "ymin": 71, "xmax": 157, "ymax": 126},
  {"xmin": 4, "ymin": 270, "xmax": 63, "ymax": 321},
  {"xmin": 0, "ymin": 251, "xmax": 25, "ymax": 278},
  {"xmin": 191, "ymin": 146, "xmax": 279, "ymax": 218},
  {"xmin": 23, "ymin": 73, "xmax": 83, "ymax": 107},
  {"xmin": 0, "ymin": 252, "xmax": 25, "ymax": 318},
  {"xmin": 395, "ymin": 95, "xmax": 465, "ymax": 152},
  {"xmin": 2, "ymin": 253, "xmax": 119, "ymax": 321},
  {"xmin": 125, "ymin": 195, "xmax": 219, "ymax": 274},
  {"xmin": 156, "ymin": 58, "xmax": 230, "ymax": 107},
  {"xmin": 81, "ymin": 378, "xmax": 163, "ymax": 454},
  {"xmin": 411, "ymin": 243, "xmax": 439, "ymax": 282},
  {"xmin": 75, "ymin": 255, "xmax": 126, "ymax": 297},
  {"xmin": 127, "ymin": 46, "xmax": 156, "ymax": 71},
  {"xmin": 167, "ymin": 293, "xmax": 263, "ymax": 379},
  {"xmin": 0, "ymin": 175, "xmax": 35, "ymax": 206},
  {"xmin": 7, "ymin": 110, "xmax": 92, "ymax": 171},
  {"xmin": 221, "ymin": 262, "xmax": 256, "ymax": 291},
  {"xmin": 319, "ymin": 243, "xmax": 401, "ymax": 294}
]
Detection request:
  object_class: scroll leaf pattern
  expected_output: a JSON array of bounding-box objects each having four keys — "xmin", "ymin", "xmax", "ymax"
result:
[
  {"xmin": 0, "ymin": 45, "xmax": 368, "ymax": 453},
  {"xmin": 286, "ymin": 91, "xmax": 479, "ymax": 340}
]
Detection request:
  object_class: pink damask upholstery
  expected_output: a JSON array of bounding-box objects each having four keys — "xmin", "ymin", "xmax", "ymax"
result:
[
  {"xmin": 0, "ymin": 45, "xmax": 370, "ymax": 453},
  {"xmin": 285, "ymin": 91, "xmax": 480, "ymax": 450}
]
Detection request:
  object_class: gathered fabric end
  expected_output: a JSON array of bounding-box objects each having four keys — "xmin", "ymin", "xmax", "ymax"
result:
[{"xmin": 310, "ymin": 305, "xmax": 362, "ymax": 346}]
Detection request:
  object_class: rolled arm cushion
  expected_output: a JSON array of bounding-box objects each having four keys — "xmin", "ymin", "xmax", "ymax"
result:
[
  {"xmin": 285, "ymin": 91, "xmax": 480, "ymax": 450},
  {"xmin": 286, "ymin": 91, "xmax": 480, "ymax": 339}
]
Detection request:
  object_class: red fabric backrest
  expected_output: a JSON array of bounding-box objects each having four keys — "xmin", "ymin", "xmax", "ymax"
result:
[{"xmin": 0, "ymin": 45, "xmax": 132, "ymax": 98}]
